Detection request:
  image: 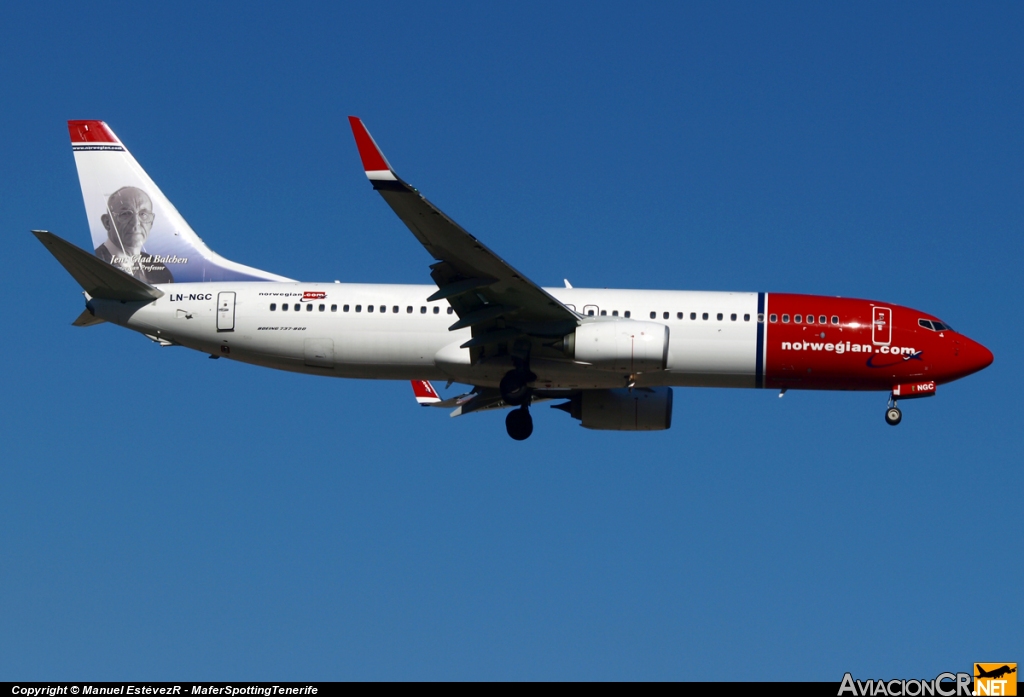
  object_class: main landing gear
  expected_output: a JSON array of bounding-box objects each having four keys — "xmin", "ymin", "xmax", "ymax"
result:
[
  {"xmin": 506, "ymin": 404, "xmax": 534, "ymax": 440},
  {"xmin": 885, "ymin": 394, "xmax": 902, "ymax": 426},
  {"xmin": 501, "ymin": 364, "xmax": 536, "ymax": 440}
]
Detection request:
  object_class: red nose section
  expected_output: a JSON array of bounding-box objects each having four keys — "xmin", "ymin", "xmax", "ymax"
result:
[
  {"xmin": 950, "ymin": 337, "xmax": 991, "ymax": 380},
  {"xmin": 931, "ymin": 335, "xmax": 993, "ymax": 384},
  {"xmin": 964, "ymin": 338, "xmax": 994, "ymax": 375}
]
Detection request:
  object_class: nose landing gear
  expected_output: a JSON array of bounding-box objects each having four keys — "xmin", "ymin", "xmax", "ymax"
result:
[{"xmin": 885, "ymin": 394, "xmax": 902, "ymax": 426}]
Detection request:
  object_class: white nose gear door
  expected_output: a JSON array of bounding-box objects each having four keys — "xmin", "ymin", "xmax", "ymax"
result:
[{"xmin": 217, "ymin": 292, "xmax": 236, "ymax": 332}]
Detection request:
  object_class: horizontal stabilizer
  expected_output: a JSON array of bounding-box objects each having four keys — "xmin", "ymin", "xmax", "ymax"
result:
[
  {"xmin": 72, "ymin": 308, "xmax": 106, "ymax": 327},
  {"xmin": 33, "ymin": 230, "xmax": 164, "ymax": 302}
]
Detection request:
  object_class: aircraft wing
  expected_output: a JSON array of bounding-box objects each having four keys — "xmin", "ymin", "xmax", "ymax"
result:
[{"xmin": 349, "ymin": 118, "xmax": 580, "ymax": 356}]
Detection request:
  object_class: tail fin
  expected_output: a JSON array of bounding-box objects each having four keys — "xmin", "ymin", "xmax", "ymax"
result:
[{"xmin": 68, "ymin": 120, "xmax": 293, "ymax": 284}]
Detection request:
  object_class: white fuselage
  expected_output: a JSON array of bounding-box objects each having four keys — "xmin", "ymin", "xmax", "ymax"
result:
[{"xmin": 96, "ymin": 282, "xmax": 762, "ymax": 390}]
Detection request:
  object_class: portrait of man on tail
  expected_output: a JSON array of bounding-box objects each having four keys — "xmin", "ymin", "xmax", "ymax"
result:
[{"xmin": 95, "ymin": 186, "xmax": 174, "ymax": 284}]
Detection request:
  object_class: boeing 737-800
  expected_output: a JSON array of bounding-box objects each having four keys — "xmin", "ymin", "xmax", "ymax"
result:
[{"xmin": 34, "ymin": 118, "xmax": 993, "ymax": 440}]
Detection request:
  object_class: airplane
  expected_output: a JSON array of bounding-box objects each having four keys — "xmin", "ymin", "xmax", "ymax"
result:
[
  {"xmin": 976, "ymin": 666, "xmax": 1016, "ymax": 680},
  {"xmin": 34, "ymin": 118, "xmax": 994, "ymax": 440}
]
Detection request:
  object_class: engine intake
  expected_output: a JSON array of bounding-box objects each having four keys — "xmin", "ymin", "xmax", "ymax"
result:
[{"xmin": 561, "ymin": 320, "xmax": 669, "ymax": 373}]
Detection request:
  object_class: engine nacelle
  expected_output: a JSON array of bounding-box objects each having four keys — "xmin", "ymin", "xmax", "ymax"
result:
[
  {"xmin": 556, "ymin": 387, "xmax": 674, "ymax": 431},
  {"xmin": 562, "ymin": 321, "xmax": 669, "ymax": 373}
]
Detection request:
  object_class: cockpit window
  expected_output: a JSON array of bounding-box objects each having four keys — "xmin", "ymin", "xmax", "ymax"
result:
[{"xmin": 919, "ymin": 319, "xmax": 954, "ymax": 332}]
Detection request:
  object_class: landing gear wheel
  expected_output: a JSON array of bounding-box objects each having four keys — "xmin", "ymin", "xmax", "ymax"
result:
[
  {"xmin": 500, "ymin": 370, "xmax": 531, "ymax": 406},
  {"xmin": 885, "ymin": 407, "xmax": 902, "ymax": 426},
  {"xmin": 506, "ymin": 406, "xmax": 534, "ymax": 441}
]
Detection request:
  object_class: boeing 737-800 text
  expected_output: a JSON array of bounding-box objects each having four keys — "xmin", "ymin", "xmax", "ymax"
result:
[{"xmin": 34, "ymin": 118, "xmax": 993, "ymax": 440}]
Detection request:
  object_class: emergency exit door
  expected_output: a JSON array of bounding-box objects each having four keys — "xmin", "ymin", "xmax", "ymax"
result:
[
  {"xmin": 217, "ymin": 292, "xmax": 236, "ymax": 332},
  {"xmin": 872, "ymin": 306, "xmax": 891, "ymax": 345}
]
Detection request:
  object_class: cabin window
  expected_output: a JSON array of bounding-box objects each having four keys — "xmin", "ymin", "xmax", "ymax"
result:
[
  {"xmin": 702, "ymin": 312, "xmax": 709, "ymax": 320},
  {"xmin": 769, "ymin": 314, "xmax": 777, "ymax": 323},
  {"xmin": 343, "ymin": 304, "xmax": 349, "ymax": 312},
  {"xmin": 663, "ymin": 312, "xmax": 669, "ymax": 319},
  {"xmin": 677, "ymin": 312, "xmax": 683, "ymax": 319},
  {"xmin": 831, "ymin": 316, "xmax": 839, "ymax": 325},
  {"xmin": 745, "ymin": 314, "xmax": 751, "ymax": 321},
  {"xmin": 612, "ymin": 310, "xmax": 619, "ymax": 317},
  {"xmin": 407, "ymin": 306, "xmax": 413, "ymax": 313},
  {"xmin": 624, "ymin": 311, "xmax": 631, "ymax": 318},
  {"xmin": 650, "ymin": 311, "xmax": 656, "ymax": 319},
  {"xmin": 319, "ymin": 304, "xmax": 325, "ymax": 312},
  {"xmin": 731, "ymin": 313, "xmax": 737, "ymax": 321},
  {"xmin": 782, "ymin": 314, "xmax": 790, "ymax": 323},
  {"xmin": 294, "ymin": 304, "xmax": 300, "ymax": 311},
  {"xmin": 420, "ymin": 306, "xmax": 426, "ymax": 314},
  {"xmin": 716, "ymin": 313, "xmax": 723, "ymax": 320},
  {"xmin": 282, "ymin": 304, "xmax": 289, "ymax": 311},
  {"xmin": 356, "ymin": 305, "xmax": 362, "ymax": 312},
  {"xmin": 807, "ymin": 315, "xmax": 815, "ymax": 324},
  {"xmin": 447, "ymin": 307, "xmax": 454, "ymax": 314},
  {"xmin": 587, "ymin": 309, "xmax": 595, "ymax": 316},
  {"xmin": 377, "ymin": 305, "xmax": 384, "ymax": 313},
  {"xmin": 303, "ymin": 304, "xmax": 310, "ymax": 312},
  {"xmin": 270, "ymin": 303, "xmax": 276, "ymax": 311},
  {"xmin": 795, "ymin": 314, "xmax": 802, "ymax": 323},
  {"xmin": 331, "ymin": 305, "xmax": 338, "ymax": 312},
  {"xmin": 819, "ymin": 315, "xmax": 827, "ymax": 324},
  {"xmin": 367, "ymin": 305, "xmax": 374, "ymax": 313},
  {"xmin": 598, "ymin": 310, "xmax": 605, "ymax": 316},
  {"xmin": 433, "ymin": 306, "xmax": 439, "ymax": 314},
  {"xmin": 690, "ymin": 312, "xmax": 696, "ymax": 320},
  {"xmin": 394, "ymin": 306, "xmax": 399, "ymax": 313}
]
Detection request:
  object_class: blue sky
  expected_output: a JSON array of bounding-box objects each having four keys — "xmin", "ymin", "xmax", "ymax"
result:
[{"xmin": 1, "ymin": 1, "xmax": 1020, "ymax": 680}]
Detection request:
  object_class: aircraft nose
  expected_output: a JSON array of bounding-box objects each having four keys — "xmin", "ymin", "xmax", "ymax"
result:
[{"xmin": 961, "ymin": 337, "xmax": 994, "ymax": 375}]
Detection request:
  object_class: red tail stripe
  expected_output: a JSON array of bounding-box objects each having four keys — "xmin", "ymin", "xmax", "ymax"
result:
[{"xmin": 68, "ymin": 120, "xmax": 117, "ymax": 143}]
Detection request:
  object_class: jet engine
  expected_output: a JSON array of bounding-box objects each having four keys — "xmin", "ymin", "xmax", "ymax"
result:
[
  {"xmin": 554, "ymin": 387, "xmax": 674, "ymax": 431},
  {"xmin": 559, "ymin": 321, "xmax": 669, "ymax": 373}
]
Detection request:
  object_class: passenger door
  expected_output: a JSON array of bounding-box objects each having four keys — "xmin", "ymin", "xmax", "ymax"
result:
[
  {"xmin": 217, "ymin": 292, "xmax": 236, "ymax": 332},
  {"xmin": 872, "ymin": 306, "xmax": 891, "ymax": 345}
]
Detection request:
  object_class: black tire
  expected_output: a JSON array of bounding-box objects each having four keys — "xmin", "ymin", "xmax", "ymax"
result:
[
  {"xmin": 500, "ymin": 370, "xmax": 530, "ymax": 406},
  {"xmin": 506, "ymin": 407, "xmax": 534, "ymax": 440},
  {"xmin": 885, "ymin": 407, "xmax": 902, "ymax": 426}
]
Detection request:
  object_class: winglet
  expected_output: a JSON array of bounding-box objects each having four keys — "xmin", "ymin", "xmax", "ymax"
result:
[
  {"xmin": 348, "ymin": 116, "xmax": 397, "ymax": 182},
  {"xmin": 411, "ymin": 380, "xmax": 442, "ymax": 405}
]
